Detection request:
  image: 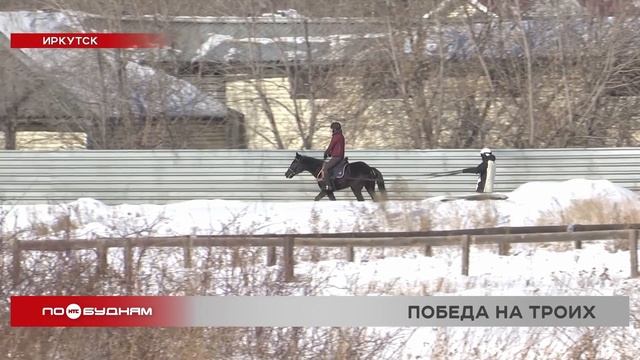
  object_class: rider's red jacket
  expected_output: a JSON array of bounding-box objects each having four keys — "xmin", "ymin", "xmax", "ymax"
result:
[{"xmin": 326, "ymin": 130, "xmax": 345, "ymax": 158}]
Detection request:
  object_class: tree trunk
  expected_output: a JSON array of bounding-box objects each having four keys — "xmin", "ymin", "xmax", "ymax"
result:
[{"xmin": 2, "ymin": 117, "xmax": 16, "ymax": 150}]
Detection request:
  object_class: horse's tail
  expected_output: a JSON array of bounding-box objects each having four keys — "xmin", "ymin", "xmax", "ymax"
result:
[{"xmin": 371, "ymin": 167, "xmax": 387, "ymax": 197}]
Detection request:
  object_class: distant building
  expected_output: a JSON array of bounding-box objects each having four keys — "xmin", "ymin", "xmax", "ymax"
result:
[
  {"xmin": 84, "ymin": 4, "xmax": 638, "ymax": 149},
  {"xmin": 0, "ymin": 11, "xmax": 246, "ymax": 150},
  {"xmin": 2, "ymin": 1, "xmax": 639, "ymax": 150}
]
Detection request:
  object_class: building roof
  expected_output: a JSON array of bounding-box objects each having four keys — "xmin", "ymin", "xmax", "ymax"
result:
[
  {"xmin": 3, "ymin": 9, "xmax": 638, "ymax": 80},
  {"xmin": 78, "ymin": 9, "xmax": 640, "ymax": 66},
  {"xmin": 0, "ymin": 10, "xmax": 228, "ymax": 118}
]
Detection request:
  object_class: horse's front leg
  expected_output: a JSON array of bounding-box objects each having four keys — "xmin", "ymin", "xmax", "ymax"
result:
[
  {"xmin": 314, "ymin": 190, "xmax": 328, "ymax": 201},
  {"xmin": 327, "ymin": 191, "xmax": 337, "ymax": 201}
]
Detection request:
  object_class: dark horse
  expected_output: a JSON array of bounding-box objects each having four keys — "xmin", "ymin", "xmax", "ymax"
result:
[{"xmin": 285, "ymin": 152, "xmax": 386, "ymax": 201}]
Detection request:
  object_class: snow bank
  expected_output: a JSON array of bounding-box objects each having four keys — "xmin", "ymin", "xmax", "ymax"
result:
[
  {"xmin": 506, "ymin": 179, "xmax": 639, "ymax": 225},
  {"xmin": 4, "ymin": 178, "xmax": 638, "ymax": 359},
  {"xmin": 509, "ymin": 178, "xmax": 637, "ymax": 210},
  {"xmin": 1, "ymin": 179, "xmax": 637, "ymax": 239}
]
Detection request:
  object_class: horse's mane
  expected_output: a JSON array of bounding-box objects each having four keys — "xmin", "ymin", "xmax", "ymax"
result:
[{"xmin": 299, "ymin": 154, "xmax": 323, "ymax": 164}]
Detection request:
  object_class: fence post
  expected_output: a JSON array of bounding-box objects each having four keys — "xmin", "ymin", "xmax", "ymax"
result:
[
  {"xmin": 97, "ymin": 239, "xmax": 108, "ymax": 275},
  {"xmin": 183, "ymin": 236, "xmax": 194, "ymax": 268},
  {"xmin": 346, "ymin": 246, "xmax": 355, "ymax": 262},
  {"xmin": 266, "ymin": 246, "xmax": 277, "ymax": 266},
  {"xmin": 498, "ymin": 241, "xmax": 510, "ymax": 256},
  {"xmin": 283, "ymin": 237, "xmax": 295, "ymax": 282},
  {"xmin": 124, "ymin": 238, "xmax": 133, "ymax": 294},
  {"xmin": 461, "ymin": 235, "xmax": 470, "ymax": 276},
  {"xmin": 630, "ymin": 229, "xmax": 638, "ymax": 278},
  {"xmin": 498, "ymin": 228, "xmax": 510, "ymax": 256},
  {"xmin": 568, "ymin": 224, "xmax": 581, "ymax": 249},
  {"xmin": 424, "ymin": 245, "xmax": 432, "ymax": 257},
  {"xmin": 11, "ymin": 238, "xmax": 21, "ymax": 286}
]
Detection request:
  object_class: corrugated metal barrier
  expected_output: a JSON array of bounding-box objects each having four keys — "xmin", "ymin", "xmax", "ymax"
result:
[{"xmin": 0, "ymin": 148, "xmax": 638, "ymax": 204}]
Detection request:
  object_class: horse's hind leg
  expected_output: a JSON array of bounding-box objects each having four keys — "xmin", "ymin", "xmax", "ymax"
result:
[
  {"xmin": 365, "ymin": 182, "xmax": 377, "ymax": 201},
  {"xmin": 351, "ymin": 186, "xmax": 365, "ymax": 201},
  {"xmin": 314, "ymin": 190, "xmax": 327, "ymax": 201}
]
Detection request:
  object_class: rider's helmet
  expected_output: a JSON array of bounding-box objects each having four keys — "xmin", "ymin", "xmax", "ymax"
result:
[
  {"xmin": 480, "ymin": 147, "xmax": 492, "ymax": 155},
  {"xmin": 330, "ymin": 122, "xmax": 342, "ymax": 132}
]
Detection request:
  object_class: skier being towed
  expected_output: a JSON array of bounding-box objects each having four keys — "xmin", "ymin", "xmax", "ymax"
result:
[{"xmin": 461, "ymin": 147, "xmax": 496, "ymax": 193}]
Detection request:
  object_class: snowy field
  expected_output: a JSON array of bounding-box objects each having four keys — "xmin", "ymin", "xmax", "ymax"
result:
[
  {"xmin": 3, "ymin": 179, "xmax": 640, "ymax": 359},
  {"xmin": 1, "ymin": 178, "xmax": 638, "ymax": 239}
]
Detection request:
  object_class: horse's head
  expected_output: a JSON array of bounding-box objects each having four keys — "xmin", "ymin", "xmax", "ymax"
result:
[{"xmin": 285, "ymin": 152, "xmax": 304, "ymax": 178}]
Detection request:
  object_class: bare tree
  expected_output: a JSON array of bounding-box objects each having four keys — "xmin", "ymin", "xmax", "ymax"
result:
[
  {"xmin": 1, "ymin": 0, "xmax": 242, "ymax": 150},
  {"xmin": 5, "ymin": 0, "xmax": 640, "ymax": 150}
]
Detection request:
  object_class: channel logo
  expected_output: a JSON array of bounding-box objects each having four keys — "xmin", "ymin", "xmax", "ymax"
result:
[
  {"xmin": 66, "ymin": 303, "xmax": 81, "ymax": 319},
  {"xmin": 41, "ymin": 304, "xmax": 152, "ymax": 318},
  {"xmin": 11, "ymin": 296, "xmax": 182, "ymax": 327}
]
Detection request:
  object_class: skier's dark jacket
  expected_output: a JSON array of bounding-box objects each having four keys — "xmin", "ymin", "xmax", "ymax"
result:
[{"xmin": 462, "ymin": 153, "xmax": 496, "ymax": 192}]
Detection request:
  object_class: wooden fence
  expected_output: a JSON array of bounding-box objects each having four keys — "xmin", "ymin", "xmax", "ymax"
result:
[{"xmin": 8, "ymin": 223, "xmax": 640, "ymax": 290}]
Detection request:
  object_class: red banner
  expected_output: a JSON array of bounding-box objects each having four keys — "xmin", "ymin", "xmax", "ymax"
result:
[
  {"xmin": 10, "ymin": 296, "xmax": 186, "ymax": 327},
  {"xmin": 11, "ymin": 33, "xmax": 167, "ymax": 49}
]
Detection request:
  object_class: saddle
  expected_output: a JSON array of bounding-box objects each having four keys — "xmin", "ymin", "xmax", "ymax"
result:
[
  {"xmin": 330, "ymin": 158, "xmax": 349, "ymax": 179},
  {"xmin": 318, "ymin": 158, "xmax": 349, "ymax": 192}
]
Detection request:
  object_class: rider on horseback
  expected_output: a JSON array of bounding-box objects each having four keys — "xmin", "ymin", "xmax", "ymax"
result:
[{"xmin": 319, "ymin": 121, "xmax": 345, "ymax": 191}]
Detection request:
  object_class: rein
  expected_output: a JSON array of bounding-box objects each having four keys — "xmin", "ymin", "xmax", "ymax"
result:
[{"xmin": 421, "ymin": 169, "xmax": 463, "ymax": 179}]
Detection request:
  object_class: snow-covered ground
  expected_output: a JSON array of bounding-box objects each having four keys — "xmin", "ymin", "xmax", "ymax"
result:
[
  {"xmin": 1, "ymin": 178, "xmax": 637, "ymax": 239},
  {"xmin": 3, "ymin": 179, "xmax": 639, "ymax": 359}
]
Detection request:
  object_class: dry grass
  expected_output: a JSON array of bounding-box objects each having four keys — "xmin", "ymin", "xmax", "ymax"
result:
[
  {"xmin": 3, "ymin": 201, "xmax": 640, "ymax": 359},
  {"xmin": 0, "ymin": 207, "xmax": 411, "ymax": 360},
  {"xmin": 538, "ymin": 197, "xmax": 640, "ymax": 226},
  {"xmin": 1, "ymin": 243, "xmax": 411, "ymax": 359},
  {"xmin": 537, "ymin": 197, "xmax": 640, "ymax": 252},
  {"xmin": 469, "ymin": 202, "xmax": 501, "ymax": 229}
]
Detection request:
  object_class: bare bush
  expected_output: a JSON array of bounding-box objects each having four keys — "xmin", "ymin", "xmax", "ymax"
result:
[{"xmin": 536, "ymin": 196, "xmax": 640, "ymax": 252}]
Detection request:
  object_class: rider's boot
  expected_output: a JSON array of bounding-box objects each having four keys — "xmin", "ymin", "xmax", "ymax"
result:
[{"xmin": 325, "ymin": 178, "xmax": 335, "ymax": 191}]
